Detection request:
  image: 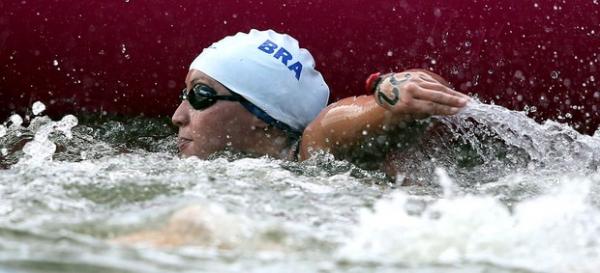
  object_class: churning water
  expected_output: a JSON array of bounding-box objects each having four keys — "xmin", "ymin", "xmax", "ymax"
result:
[{"xmin": 1, "ymin": 101, "xmax": 600, "ymax": 273}]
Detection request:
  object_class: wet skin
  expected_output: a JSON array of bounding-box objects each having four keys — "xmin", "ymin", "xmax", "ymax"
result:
[
  {"xmin": 117, "ymin": 69, "xmax": 470, "ymax": 247},
  {"xmin": 172, "ymin": 69, "xmax": 469, "ymax": 172},
  {"xmin": 300, "ymin": 69, "xmax": 469, "ymax": 160},
  {"xmin": 171, "ymin": 70, "xmax": 291, "ymax": 159}
]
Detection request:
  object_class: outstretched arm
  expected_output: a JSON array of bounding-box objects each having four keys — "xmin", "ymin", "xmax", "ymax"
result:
[{"xmin": 299, "ymin": 69, "xmax": 469, "ymax": 160}]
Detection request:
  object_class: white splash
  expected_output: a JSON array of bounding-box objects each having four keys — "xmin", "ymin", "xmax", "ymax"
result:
[
  {"xmin": 435, "ymin": 167, "xmax": 455, "ymax": 198},
  {"xmin": 55, "ymin": 114, "xmax": 78, "ymax": 139},
  {"xmin": 338, "ymin": 175, "xmax": 600, "ymax": 273},
  {"xmin": 32, "ymin": 101, "xmax": 46, "ymax": 115},
  {"xmin": 8, "ymin": 114, "xmax": 23, "ymax": 128},
  {"xmin": 21, "ymin": 114, "xmax": 78, "ymax": 163}
]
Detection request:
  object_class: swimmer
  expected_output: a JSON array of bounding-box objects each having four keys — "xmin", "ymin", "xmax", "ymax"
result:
[
  {"xmin": 171, "ymin": 29, "xmax": 469, "ymax": 176},
  {"xmin": 118, "ymin": 29, "xmax": 469, "ymax": 247}
]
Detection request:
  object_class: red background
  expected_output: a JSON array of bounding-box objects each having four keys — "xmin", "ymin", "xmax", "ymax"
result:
[{"xmin": 1, "ymin": 0, "xmax": 599, "ymax": 132}]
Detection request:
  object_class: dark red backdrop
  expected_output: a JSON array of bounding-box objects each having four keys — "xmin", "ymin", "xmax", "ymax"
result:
[{"xmin": 1, "ymin": 0, "xmax": 599, "ymax": 132}]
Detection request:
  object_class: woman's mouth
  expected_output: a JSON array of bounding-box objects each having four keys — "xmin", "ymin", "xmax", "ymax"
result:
[{"xmin": 177, "ymin": 137, "xmax": 192, "ymax": 152}]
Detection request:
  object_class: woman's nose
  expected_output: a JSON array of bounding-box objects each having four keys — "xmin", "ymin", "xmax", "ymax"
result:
[{"xmin": 171, "ymin": 102, "xmax": 190, "ymax": 127}]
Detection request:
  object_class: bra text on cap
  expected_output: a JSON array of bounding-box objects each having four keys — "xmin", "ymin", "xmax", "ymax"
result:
[{"xmin": 258, "ymin": 40, "xmax": 303, "ymax": 80}]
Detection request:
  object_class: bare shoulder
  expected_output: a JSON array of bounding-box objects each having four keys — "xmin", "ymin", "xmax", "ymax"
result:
[{"xmin": 299, "ymin": 95, "xmax": 389, "ymax": 160}]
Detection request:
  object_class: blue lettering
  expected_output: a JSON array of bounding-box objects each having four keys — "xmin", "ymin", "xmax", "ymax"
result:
[
  {"xmin": 258, "ymin": 39, "xmax": 303, "ymax": 80},
  {"xmin": 258, "ymin": 40, "xmax": 278, "ymax": 54},
  {"xmin": 288, "ymin": 62, "xmax": 303, "ymax": 80},
  {"xmin": 273, "ymin": 47, "xmax": 292, "ymax": 65}
]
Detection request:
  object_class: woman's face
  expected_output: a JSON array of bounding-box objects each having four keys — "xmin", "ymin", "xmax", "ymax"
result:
[{"xmin": 171, "ymin": 70, "xmax": 262, "ymax": 158}]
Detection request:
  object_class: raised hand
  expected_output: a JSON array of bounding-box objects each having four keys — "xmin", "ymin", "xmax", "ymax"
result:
[{"xmin": 374, "ymin": 71, "xmax": 470, "ymax": 116}]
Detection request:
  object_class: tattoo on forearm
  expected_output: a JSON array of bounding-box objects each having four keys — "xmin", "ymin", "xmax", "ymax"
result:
[
  {"xmin": 375, "ymin": 73, "xmax": 411, "ymax": 107},
  {"xmin": 376, "ymin": 85, "xmax": 399, "ymax": 106}
]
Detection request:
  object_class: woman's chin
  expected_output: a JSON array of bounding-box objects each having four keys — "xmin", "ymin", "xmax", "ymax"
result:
[{"xmin": 178, "ymin": 144, "xmax": 196, "ymax": 158}]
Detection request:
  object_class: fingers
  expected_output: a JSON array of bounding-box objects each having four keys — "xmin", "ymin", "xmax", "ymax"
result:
[
  {"xmin": 380, "ymin": 71, "xmax": 471, "ymax": 116},
  {"xmin": 390, "ymin": 72, "xmax": 470, "ymax": 100},
  {"xmin": 416, "ymin": 81, "xmax": 470, "ymax": 99},
  {"xmin": 410, "ymin": 98, "xmax": 463, "ymax": 115},
  {"xmin": 418, "ymin": 74, "xmax": 438, "ymax": 83},
  {"xmin": 404, "ymin": 83, "xmax": 468, "ymax": 108}
]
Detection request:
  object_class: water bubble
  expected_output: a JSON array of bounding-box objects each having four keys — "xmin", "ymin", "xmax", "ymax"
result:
[
  {"xmin": 550, "ymin": 71, "xmax": 560, "ymax": 79},
  {"xmin": 523, "ymin": 105, "xmax": 538, "ymax": 113},
  {"xmin": 386, "ymin": 50, "xmax": 393, "ymax": 57},
  {"xmin": 514, "ymin": 70, "xmax": 525, "ymax": 81},
  {"xmin": 362, "ymin": 130, "xmax": 368, "ymax": 136},
  {"xmin": 450, "ymin": 66, "xmax": 460, "ymax": 75},
  {"xmin": 56, "ymin": 115, "xmax": 78, "ymax": 139},
  {"xmin": 23, "ymin": 137, "xmax": 56, "ymax": 161},
  {"xmin": 594, "ymin": 127, "xmax": 600, "ymax": 138},
  {"xmin": 8, "ymin": 114, "xmax": 23, "ymax": 127},
  {"xmin": 435, "ymin": 167, "xmax": 455, "ymax": 198},
  {"xmin": 32, "ymin": 101, "xmax": 46, "ymax": 115},
  {"xmin": 517, "ymin": 94, "xmax": 523, "ymax": 101},
  {"xmin": 395, "ymin": 172, "xmax": 406, "ymax": 183},
  {"xmin": 52, "ymin": 59, "xmax": 58, "ymax": 66}
]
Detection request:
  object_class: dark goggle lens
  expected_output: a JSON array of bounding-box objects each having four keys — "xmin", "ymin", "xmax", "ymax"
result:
[{"xmin": 180, "ymin": 84, "xmax": 217, "ymax": 110}]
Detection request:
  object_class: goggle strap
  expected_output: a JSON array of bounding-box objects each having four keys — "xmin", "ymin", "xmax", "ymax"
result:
[
  {"xmin": 239, "ymin": 100, "xmax": 301, "ymax": 138},
  {"xmin": 182, "ymin": 85, "xmax": 301, "ymax": 138}
]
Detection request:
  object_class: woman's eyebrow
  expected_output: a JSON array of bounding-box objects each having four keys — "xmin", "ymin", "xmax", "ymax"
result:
[
  {"xmin": 189, "ymin": 78, "xmax": 204, "ymax": 86},
  {"xmin": 190, "ymin": 77, "xmax": 218, "ymax": 87},
  {"xmin": 188, "ymin": 78, "xmax": 213, "ymax": 90},
  {"xmin": 190, "ymin": 78, "xmax": 229, "ymax": 94}
]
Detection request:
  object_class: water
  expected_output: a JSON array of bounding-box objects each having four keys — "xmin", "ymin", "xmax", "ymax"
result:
[{"xmin": 1, "ymin": 101, "xmax": 600, "ymax": 273}]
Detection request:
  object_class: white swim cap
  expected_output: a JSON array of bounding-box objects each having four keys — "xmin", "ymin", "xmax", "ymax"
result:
[{"xmin": 189, "ymin": 29, "xmax": 330, "ymax": 132}]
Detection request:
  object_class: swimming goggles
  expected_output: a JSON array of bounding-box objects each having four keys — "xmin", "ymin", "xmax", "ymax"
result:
[
  {"xmin": 180, "ymin": 83, "xmax": 302, "ymax": 137},
  {"xmin": 180, "ymin": 83, "xmax": 244, "ymax": 111}
]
